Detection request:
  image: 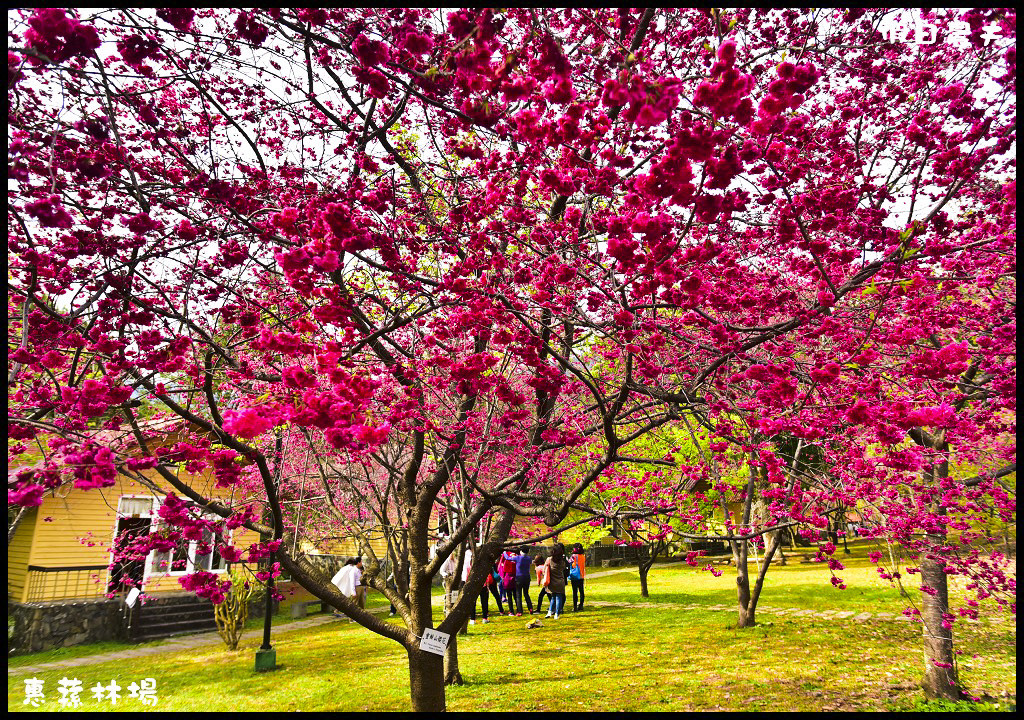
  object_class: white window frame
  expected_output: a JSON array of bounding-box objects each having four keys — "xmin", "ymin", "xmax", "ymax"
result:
[
  {"xmin": 150, "ymin": 517, "xmax": 232, "ymax": 577},
  {"xmin": 112, "ymin": 494, "xmax": 158, "ymax": 583},
  {"xmin": 111, "ymin": 495, "xmax": 231, "ymax": 580}
]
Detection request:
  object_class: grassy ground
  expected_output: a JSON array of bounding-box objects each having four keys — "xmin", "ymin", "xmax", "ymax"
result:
[
  {"xmin": 6, "ymin": 584, "xmax": 397, "ymax": 670},
  {"xmin": 8, "ymin": 549, "xmax": 1015, "ymax": 712}
]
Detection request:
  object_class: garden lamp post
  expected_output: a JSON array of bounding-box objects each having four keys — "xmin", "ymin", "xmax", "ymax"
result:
[
  {"xmin": 256, "ymin": 433, "xmax": 285, "ymax": 672},
  {"xmin": 255, "ymin": 569, "xmax": 277, "ymax": 672}
]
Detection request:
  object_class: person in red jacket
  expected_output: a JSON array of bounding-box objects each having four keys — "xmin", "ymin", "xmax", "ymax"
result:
[
  {"xmin": 570, "ymin": 543, "xmax": 587, "ymax": 611},
  {"xmin": 466, "ymin": 554, "xmax": 503, "ymax": 624},
  {"xmin": 498, "ymin": 549, "xmax": 519, "ymax": 615}
]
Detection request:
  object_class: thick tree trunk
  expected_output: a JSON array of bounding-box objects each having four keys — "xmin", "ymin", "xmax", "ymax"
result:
[
  {"xmin": 737, "ymin": 601, "xmax": 755, "ymax": 627},
  {"xmin": 913, "ymin": 440, "xmax": 963, "ymax": 700},
  {"xmin": 919, "ymin": 546, "xmax": 961, "ymax": 699},
  {"xmin": 407, "ymin": 646, "xmax": 446, "ymax": 712},
  {"xmin": 638, "ymin": 564, "xmax": 650, "ymax": 598},
  {"xmin": 443, "ymin": 632, "xmax": 463, "ymax": 686}
]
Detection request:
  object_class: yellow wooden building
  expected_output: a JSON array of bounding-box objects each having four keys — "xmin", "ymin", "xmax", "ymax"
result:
[{"xmin": 8, "ymin": 466, "xmax": 257, "ymax": 605}]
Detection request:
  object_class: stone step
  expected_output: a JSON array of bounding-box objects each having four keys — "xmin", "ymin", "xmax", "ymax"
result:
[
  {"xmin": 137, "ymin": 606, "xmax": 216, "ymax": 624},
  {"xmin": 132, "ymin": 618, "xmax": 219, "ymax": 642},
  {"xmin": 129, "ymin": 596, "xmax": 218, "ymax": 642}
]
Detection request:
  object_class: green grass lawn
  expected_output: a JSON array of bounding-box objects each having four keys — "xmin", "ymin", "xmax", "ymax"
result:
[{"xmin": 8, "ymin": 552, "xmax": 1015, "ymax": 712}]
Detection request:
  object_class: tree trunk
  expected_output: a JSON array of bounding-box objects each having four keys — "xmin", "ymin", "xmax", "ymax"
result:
[
  {"xmin": 919, "ymin": 547, "xmax": 961, "ymax": 699},
  {"xmin": 774, "ymin": 527, "xmax": 787, "ymax": 566},
  {"xmin": 638, "ymin": 563, "xmax": 650, "ymax": 598},
  {"xmin": 735, "ymin": 564, "xmax": 754, "ymax": 627},
  {"xmin": 733, "ymin": 454, "xmax": 758, "ymax": 628},
  {"xmin": 440, "ymin": 580, "xmax": 464, "ymax": 684},
  {"xmin": 734, "ymin": 537, "xmax": 754, "ymax": 628},
  {"xmin": 407, "ymin": 646, "xmax": 446, "ymax": 712},
  {"xmin": 914, "ymin": 439, "xmax": 963, "ymax": 700},
  {"xmin": 443, "ymin": 632, "xmax": 463, "ymax": 686},
  {"xmin": 737, "ymin": 600, "xmax": 755, "ymax": 628},
  {"xmin": 741, "ymin": 533, "xmax": 781, "ymax": 629}
]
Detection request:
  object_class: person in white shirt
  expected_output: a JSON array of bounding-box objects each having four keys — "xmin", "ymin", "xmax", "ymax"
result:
[
  {"xmin": 440, "ymin": 550, "xmax": 457, "ymax": 583},
  {"xmin": 331, "ymin": 557, "xmax": 366, "ymax": 616},
  {"xmin": 331, "ymin": 559, "xmax": 354, "ymax": 593},
  {"xmin": 461, "ymin": 548, "xmax": 473, "ymax": 585}
]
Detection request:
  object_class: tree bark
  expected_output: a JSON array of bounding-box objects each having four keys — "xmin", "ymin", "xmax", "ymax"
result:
[
  {"xmin": 440, "ymin": 578, "xmax": 462, "ymax": 686},
  {"xmin": 407, "ymin": 646, "xmax": 446, "ymax": 712},
  {"xmin": 637, "ymin": 544, "xmax": 655, "ymax": 598},
  {"xmin": 741, "ymin": 533, "xmax": 782, "ymax": 628},
  {"xmin": 732, "ymin": 531, "xmax": 756, "ymax": 628},
  {"xmin": 735, "ymin": 549, "xmax": 754, "ymax": 628},
  {"xmin": 443, "ymin": 632, "xmax": 463, "ymax": 686},
  {"xmin": 733, "ymin": 455, "xmax": 756, "ymax": 628},
  {"xmin": 919, "ymin": 548, "xmax": 960, "ymax": 699},
  {"xmin": 912, "ymin": 435, "xmax": 963, "ymax": 700},
  {"xmin": 441, "ymin": 576, "xmax": 465, "ymax": 679},
  {"xmin": 733, "ymin": 454, "xmax": 784, "ymax": 629}
]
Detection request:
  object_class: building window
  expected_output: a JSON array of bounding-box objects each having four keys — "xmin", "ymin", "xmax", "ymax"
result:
[
  {"xmin": 194, "ymin": 527, "xmax": 227, "ymax": 572},
  {"xmin": 149, "ymin": 517, "xmax": 231, "ymax": 576},
  {"xmin": 110, "ymin": 496, "xmax": 159, "ymax": 593}
]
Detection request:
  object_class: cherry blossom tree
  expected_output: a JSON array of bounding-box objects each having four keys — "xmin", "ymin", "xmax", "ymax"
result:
[{"xmin": 8, "ymin": 7, "xmax": 1014, "ymax": 710}]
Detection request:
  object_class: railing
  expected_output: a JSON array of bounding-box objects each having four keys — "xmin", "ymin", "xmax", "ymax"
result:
[{"xmin": 24, "ymin": 565, "xmax": 110, "ymax": 603}]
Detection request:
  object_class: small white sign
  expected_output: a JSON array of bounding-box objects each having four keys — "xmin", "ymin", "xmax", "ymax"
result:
[{"xmin": 419, "ymin": 628, "xmax": 450, "ymax": 656}]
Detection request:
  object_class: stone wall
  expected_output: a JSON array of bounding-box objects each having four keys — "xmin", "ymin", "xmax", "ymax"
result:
[{"xmin": 9, "ymin": 598, "xmax": 127, "ymax": 653}]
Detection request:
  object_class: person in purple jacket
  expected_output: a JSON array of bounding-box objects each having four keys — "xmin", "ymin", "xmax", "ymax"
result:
[{"xmin": 514, "ymin": 547, "xmax": 535, "ymax": 615}]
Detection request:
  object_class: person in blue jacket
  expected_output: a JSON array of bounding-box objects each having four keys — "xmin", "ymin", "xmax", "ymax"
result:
[{"xmin": 514, "ymin": 547, "xmax": 536, "ymax": 615}]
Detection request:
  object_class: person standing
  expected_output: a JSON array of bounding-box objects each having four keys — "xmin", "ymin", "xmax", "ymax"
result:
[
  {"xmin": 460, "ymin": 547, "xmax": 474, "ymax": 590},
  {"xmin": 330, "ymin": 557, "xmax": 356, "ymax": 618},
  {"xmin": 485, "ymin": 556, "xmax": 506, "ymax": 615},
  {"xmin": 544, "ymin": 543, "xmax": 568, "ymax": 619},
  {"xmin": 570, "ymin": 543, "xmax": 587, "ymax": 612},
  {"xmin": 514, "ymin": 548, "xmax": 535, "ymax": 614},
  {"xmin": 499, "ymin": 550, "xmax": 518, "ymax": 615},
  {"xmin": 331, "ymin": 557, "xmax": 355, "ymax": 594},
  {"xmin": 464, "ymin": 552, "xmax": 493, "ymax": 625},
  {"xmin": 342, "ymin": 557, "xmax": 366, "ymax": 609},
  {"xmin": 332, "ymin": 557, "xmax": 365, "ymax": 620},
  {"xmin": 440, "ymin": 549, "xmax": 457, "ymax": 586},
  {"xmin": 534, "ymin": 555, "xmax": 550, "ymax": 614}
]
